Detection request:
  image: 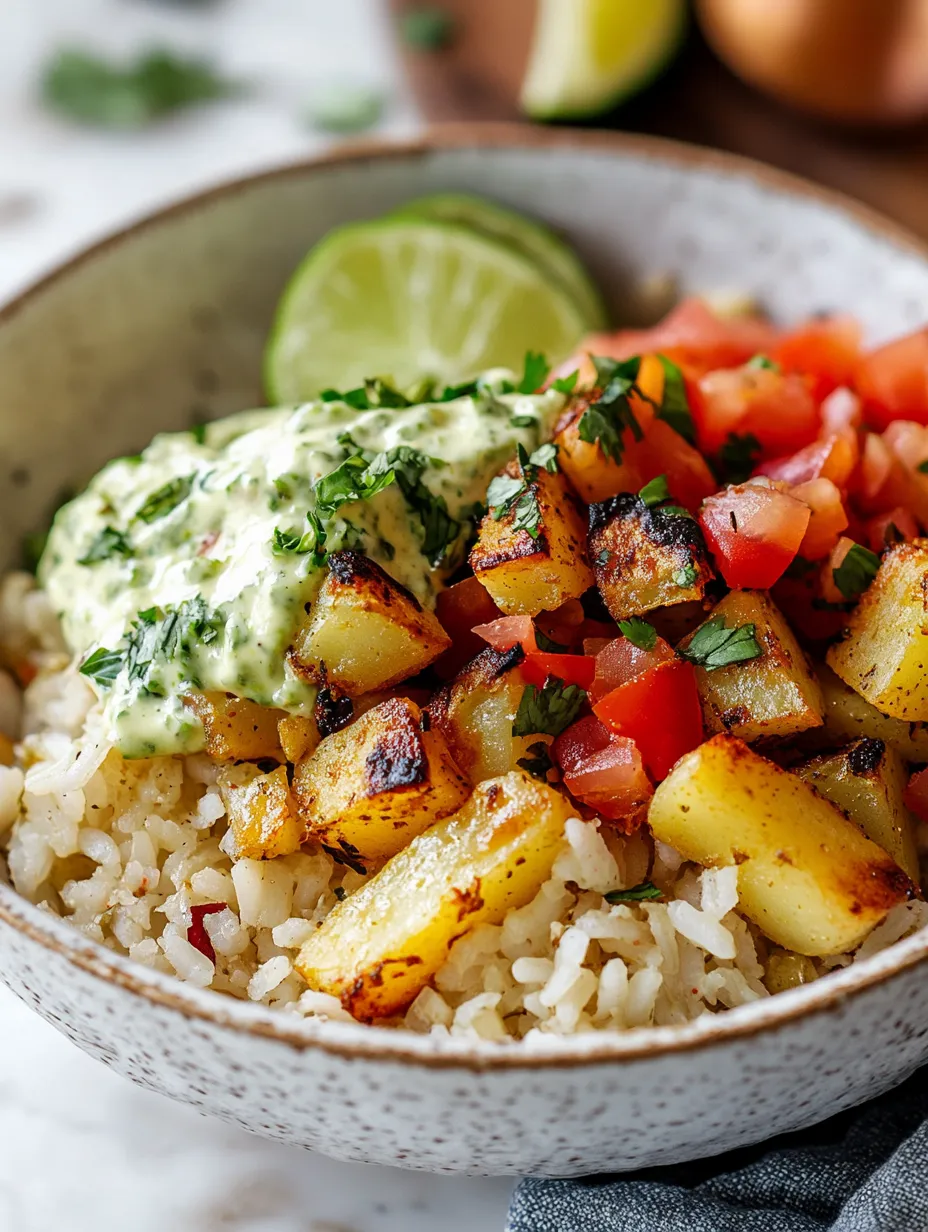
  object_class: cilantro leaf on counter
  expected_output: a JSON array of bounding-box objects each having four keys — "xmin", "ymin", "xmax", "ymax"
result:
[
  {"xmin": 41, "ymin": 47, "xmax": 237, "ymax": 129},
  {"xmin": 618, "ymin": 617, "xmax": 657, "ymax": 651},
  {"xmin": 832, "ymin": 543, "xmax": 881, "ymax": 601},
  {"xmin": 77, "ymin": 525, "xmax": 132, "ymax": 565},
  {"xmin": 134, "ymin": 475, "xmax": 194, "ymax": 524},
  {"xmin": 513, "ymin": 677, "xmax": 587, "ymax": 738},
  {"xmin": 678, "ymin": 617, "xmax": 763, "ymax": 671},
  {"xmin": 605, "ymin": 882, "xmax": 662, "ymax": 903}
]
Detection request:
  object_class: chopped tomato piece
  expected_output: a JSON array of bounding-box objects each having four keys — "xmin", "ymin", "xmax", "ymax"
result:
[
  {"xmin": 535, "ymin": 598, "xmax": 587, "ymax": 648},
  {"xmin": 188, "ymin": 903, "xmax": 225, "ymax": 963},
  {"xmin": 699, "ymin": 482, "xmax": 811, "ymax": 589},
  {"xmin": 881, "ymin": 421, "xmax": 928, "ymax": 524},
  {"xmin": 775, "ymin": 315, "xmax": 862, "ymax": 402},
  {"xmin": 755, "ymin": 433, "xmax": 856, "ymax": 489},
  {"xmin": 857, "ymin": 328, "xmax": 928, "ymax": 430},
  {"xmin": 792, "ymin": 478, "xmax": 848, "ymax": 560},
  {"xmin": 905, "ymin": 767, "xmax": 928, "ymax": 825},
  {"xmin": 552, "ymin": 717, "xmax": 652, "ymax": 827},
  {"xmin": 856, "ymin": 432, "xmax": 894, "ymax": 505},
  {"xmin": 472, "ymin": 614, "xmax": 537, "ymax": 653},
  {"xmin": 435, "ymin": 577, "xmax": 502, "ymax": 679},
  {"xmin": 591, "ymin": 634, "xmax": 675, "ymax": 703},
  {"xmin": 594, "ymin": 658, "xmax": 704, "ymax": 781},
  {"xmin": 636, "ymin": 418, "xmax": 717, "ymax": 512},
  {"xmin": 820, "ymin": 386, "xmax": 862, "ymax": 440},
  {"xmin": 553, "ymin": 714, "xmax": 614, "ymax": 772},
  {"xmin": 865, "ymin": 507, "xmax": 920, "ymax": 553},
  {"xmin": 523, "ymin": 653, "xmax": 596, "ymax": 691},
  {"xmin": 692, "ymin": 364, "xmax": 820, "ymax": 457}
]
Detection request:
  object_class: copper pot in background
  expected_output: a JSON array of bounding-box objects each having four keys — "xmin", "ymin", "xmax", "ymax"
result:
[{"xmin": 696, "ymin": 0, "xmax": 928, "ymax": 123}]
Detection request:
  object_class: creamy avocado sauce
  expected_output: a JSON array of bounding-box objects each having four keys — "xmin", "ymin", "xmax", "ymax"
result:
[{"xmin": 41, "ymin": 378, "xmax": 565, "ymax": 757}]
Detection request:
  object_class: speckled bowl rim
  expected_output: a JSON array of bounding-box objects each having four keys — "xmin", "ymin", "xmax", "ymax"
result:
[{"xmin": 2, "ymin": 122, "xmax": 928, "ymax": 1073}]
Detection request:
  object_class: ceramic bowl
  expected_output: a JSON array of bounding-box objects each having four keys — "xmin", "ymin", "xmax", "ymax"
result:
[{"xmin": 2, "ymin": 126, "xmax": 928, "ymax": 1178}]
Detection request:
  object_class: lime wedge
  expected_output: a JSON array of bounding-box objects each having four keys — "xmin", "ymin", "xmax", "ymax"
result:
[
  {"xmin": 521, "ymin": 0, "xmax": 686, "ymax": 120},
  {"xmin": 264, "ymin": 219, "xmax": 587, "ymax": 403},
  {"xmin": 392, "ymin": 193, "xmax": 607, "ymax": 330}
]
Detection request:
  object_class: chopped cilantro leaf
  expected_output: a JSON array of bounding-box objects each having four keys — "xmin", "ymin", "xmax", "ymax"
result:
[
  {"xmin": 577, "ymin": 355, "xmax": 646, "ymax": 463},
  {"xmin": 513, "ymin": 677, "xmax": 587, "ymax": 737},
  {"xmin": 605, "ymin": 882, "xmax": 662, "ymax": 903},
  {"xmin": 552, "ymin": 370, "xmax": 579, "ymax": 394},
  {"xmin": 272, "ymin": 510, "xmax": 327, "ymax": 567},
  {"xmin": 516, "ymin": 741, "xmax": 555, "ymax": 781},
  {"xmin": 618, "ymin": 617, "xmax": 657, "ymax": 651},
  {"xmin": 678, "ymin": 616, "xmax": 763, "ymax": 671},
  {"xmin": 78, "ymin": 525, "xmax": 132, "ymax": 565},
  {"xmin": 832, "ymin": 543, "xmax": 880, "ymax": 601},
  {"xmin": 716, "ymin": 432, "xmax": 762, "ymax": 485},
  {"xmin": 534, "ymin": 629, "xmax": 569, "ymax": 653},
  {"xmin": 596, "ymin": 548, "xmax": 612, "ymax": 568},
  {"xmin": 439, "ymin": 379, "xmax": 480, "ymax": 401},
  {"xmin": 517, "ymin": 351, "xmax": 550, "ymax": 395},
  {"xmin": 135, "ymin": 475, "xmax": 194, "ymax": 523},
  {"xmin": 638, "ymin": 475, "xmax": 671, "ymax": 508},
  {"xmin": 79, "ymin": 646, "xmax": 123, "ymax": 686},
  {"xmin": 511, "ymin": 414, "xmax": 536, "ymax": 428},
  {"xmin": 528, "ymin": 442, "xmax": 559, "ymax": 474},
  {"xmin": 747, "ymin": 354, "xmax": 779, "ymax": 371},
  {"xmin": 655, "ymin": 355, "xmax": 696, "ymax": 444},
  {"xmin": 486, "ymin": 443, "xmax": 558, "ymax": 541},
  {"xmin": 123, "ymin": 597, "xmax": 223, "ymax": 691},
  {"xmin": 673, "ymin": 562, "xmax": 698, "ymax": 587},
  {"xmin": 190, "ymin": 422, "xmax": 208, "ymax": 446},
  {"xmin": 918, "ymin": 460, "xmax": 928, "ymax": 474}
]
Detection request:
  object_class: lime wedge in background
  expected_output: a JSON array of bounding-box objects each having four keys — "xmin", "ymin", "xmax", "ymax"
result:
[
  {"xmin": 521, "ymin": 0, "xmax": 687, "ymax": 120},
  {"xmin": 264, "ymin": 219, "xmax": 587, "ymax": 403},
  {"xmin": 392, "ymin": 193, "xmax": 607, "ymax": 330}
]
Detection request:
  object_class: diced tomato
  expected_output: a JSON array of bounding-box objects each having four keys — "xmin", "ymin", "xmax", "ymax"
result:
[
  {"xmin": 904, "ymin": 767, "xmax": 928, "ymax": 824},
  {"xmin": 435, "ymin": 577, "xmax": 502, "ymax": 679},
  {"xmin": 635, "ymin": 418, "xmax": 717, "ymax": 512},
  {"xmin": 880, "ymin": 421, "xmax": 928, "ymax": 525},
  {"xmin": 775, "ymin": 315, "xmax": 862, "ymax": 402},
  {"xmin": 820, "ymin": 386, "xmax": 862, "ymax": 439},
  {"xmin": 865, "ymin": 507, "xmax": 920, "ymax": 553},
  {"xmin": 857, "ymin": 328, "xmax": 928, "ymax": 430},
  {"xmin": 188, "ymin": 903, "xmax": 226, "ymax": 963},
  {"xmin": 594, "ymin": 658, "xmax": 704, "ymax": 781},
  {"xmin": 699, "ymin": 482, "xmax": 811, "ymax": 589},
  {"xmin": 591, "ymin": 635, "xmax": 675, "ymax": 703},
  {"xmin": 856, "ymin": 432, "xmax": 894, "ymax": 505},
  {"xmin": 523, "ymin": 653, "xmax": 596, "ymax": 691},
  {"xmin": 792, "ymin": 478, "xmax": 849, "ymax": 560},
  {"xmin": 692, "ymin": 364, "xmax": 820, "ymax": 457},
  {"xmin": 552, "ymin": 717, "xmax": 653, "ymax": 827},
  {"xmin": 535, "ymin": 598, "xmax": 587, "ymax": 648},
  {"xmin": 755, "ymin": 433, "xmax": 856, "ymax": 489},
  {"xmin": 472, "ymin": 615, "xmax": 537, "ymax": 653},
  {"xmin": 553, "ymin": 714, "xmax": 614, "ymax": 772}
]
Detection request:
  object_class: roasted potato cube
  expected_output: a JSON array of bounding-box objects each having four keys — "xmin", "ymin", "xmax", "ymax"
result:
[
  {"xmin": 428, "ymin": 646, "xmax": 548, "ymax": 783},
  {"xmin": 797, "ymin": 739, "xmax": 920, "ymax": 884},
  {"xmin": 649, "ymin": 734, "xmax": 916, "ymax": 957},
  {"xmin": 589, "ymin": 493, "xmax": 713, "ymax": 621},
  {"xmin": 813, "ymin": 664, "xmax": 928, "ymax": 762},
  {"xmin": 827, "ymin": 541, "xmax": 928, "ymax": 721},
  {"xmin": 288, "ymin": 551, "xmax": 450, "ymax": 695},
  {"xmin": 219, "ymin": 765, "xmax": 302, "ymax": 860},
  {"xmin": 295, "ymin": 771, "xmax": 573, "ymax": 1019},
  {"xmin": 185, "ymin": 692, "xmax": 285, "ymax": 763},
  {"xmin": 470, "ymin": 462, "xmax": 593, "ymax": 615},
  {"xmin": 277, "ymin": 714, "xmax": 319, "ymax": 764},
  {"xmin": 292, "ymin": 697, "xmax": 470, "ymax": 865},
  {"xmin": 679, "ymin": 590, "xmax": 823, "ymax": 742},
  {"xmin": 554, "ymin": 394, "xmax": 645, "ymax": 504}
]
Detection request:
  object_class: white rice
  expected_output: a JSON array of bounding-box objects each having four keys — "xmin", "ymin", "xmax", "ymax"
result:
[{"xmin": 2, "ymin": 569, "xmax": 927, "ymax": 1041}]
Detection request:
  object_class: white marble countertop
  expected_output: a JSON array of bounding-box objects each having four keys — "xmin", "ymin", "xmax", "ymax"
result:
[{"xmin": 0, "ymin": 3, "xmax": 514, "ymax": 1227}]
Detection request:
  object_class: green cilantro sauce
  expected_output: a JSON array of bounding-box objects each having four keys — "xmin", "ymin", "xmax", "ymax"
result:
[{"xmin": 40, "ymin": 378, "xmax": 565, "ymax": 758}]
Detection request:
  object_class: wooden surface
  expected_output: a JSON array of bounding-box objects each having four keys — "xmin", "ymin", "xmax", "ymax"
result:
[{"xmin": 392, "ymin": 2, "xmax": 928, "ymax": 241}]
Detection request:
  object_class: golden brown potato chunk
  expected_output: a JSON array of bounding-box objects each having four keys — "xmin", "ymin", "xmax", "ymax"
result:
[
  {"xmin": 649, "ymin": 734, "xmax": 915, "ymax": 957},
  {"xmin": 292, "ymin": 696, "xmax": 470, "ymax": 865},
  {"xmin": 812, "ymin": 664, "xmax": 928, "ymax": 763},
  {"xmin": 288, "ymin": 551, "xmax": 450, "ymax": 695},
  {"xmin": 679, "ymin": 590, "xmax": 824, "ymax": 742},
  {"xmin": 470, "ymin": 461, "xmax": 593, "ymax": 615},
  {"xmin": 219, "ymin": 764, "xmax": 303, "ymax": 860},
  {"xmin": 588, "ymin": 493, "xmax": 713, "ymax": 621},
  {"xmin": 827, "ymin": 540, "xmax": 928, "ymax": 721},
  {"xmin": 185, "ymin": 692, "xmax": 286, "ymax": 763},
  {"xmin": 277, "ymin": 714, "xmax": 320, "ymax": 764},
  {"xmin": 295, "ymin": 771, "xmax": 573, "ymax": 1019}
]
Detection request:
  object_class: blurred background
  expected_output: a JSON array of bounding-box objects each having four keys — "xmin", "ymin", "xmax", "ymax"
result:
[{"xmin": 3, "ymin": 1, "xmax": 928, "ymax": 1228}]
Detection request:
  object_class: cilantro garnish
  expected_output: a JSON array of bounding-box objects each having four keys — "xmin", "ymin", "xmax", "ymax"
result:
[
  {"xmin": 534, "ymin": 629, "xmax": 569, "ymax": 653},
  {"xmin": 82, "ymin": 596, "xmax": 223, "ymax": 693},
  {"xmin": 618, "ymin": 617, "xmax": 657, "ymax": 651},
  {"xmin": 577, "ymin": 356, "xmax": 646, "ymax": 463},
  {"xmin": 438, "ymin": 379, "xmax": 480, "ymax": 402},
  {"xmin": 79, "ymin": 646, "xmax": 123, "ymax": 687},
  {"xmin": 486, "ymin": 443, "xmax": 559, "ymax": 540},
  {"xmin": 77, "ymin": 525, "xmax": 132, "ymax": 565},
  {"xmin": 673, "ymin": 562, "xmax": 698, "ymax": 588},
  {"xmin": 190, "ymin": 422, "xmax": 208, "ymax": 446},
  {"xmin": 511, "ymin": 414, "xmax": 536, "ymax": 428},
  {"xmin": 517, "ymin": 351, "xmax": 550, "ymax": 394},
  {"xmin": 655, "ymin": 355, "xmax": 696, "ymax": 444},
  {"xmin": 551, "ymin": 370, "xmax": 579, "ymax": 394},
  {"xmin": 638, "ymin": 475, "xmax": 671, "ymax": 508},
  {"xmin": 517, "ymin": 741, "xmax": 555, "ymax": 781},
  {"xmin": 746, "ymin": 354, "xmax": 780, "ymax": 371},
  {"xmin": 135, "ymin": 475, "xmax": 194, "ymax": 524},
  {"xmin": 320, "ymin": 378, "xmax": 411, "ymax": 410},
  {"xmin": 272, "ymin": 510, "xmax": 327, "ymax": 567},
  {"xmin": 605, "ymin": 882, "xmax": 662, "ymax": 904},
  {"xmin": 513, "ymin": 677, "xmax": 587, "ymax": 738},
  {"xmin": 918, "ymin": 460, "xmax": 928, "ymax": 474},
  {"xmin": 716, "ymin": 432, "xmax": 762, "ymax": 485},
  {"xmin": 41, "ymin": 47, "xmax": 237, "ymax": 129},
  {"xmin": 679, "ymin": 616, "xmax": 763, "ymax": 671},
  {"xmin": 832, "ymin": 543, "xmax": 880, "ymax": 601}
]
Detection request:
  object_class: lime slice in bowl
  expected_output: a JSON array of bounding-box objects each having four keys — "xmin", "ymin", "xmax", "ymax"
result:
[
  {"xmin": 264, "ymin": 219, "xmax": 588, "ymax": 403},
  {"xmin": 521, "ymin": 0, "xmax": 686, "ymax": 120},
  {"xmin": 391, "ymin": 192, "xmax": 607, "ymax": 330}
]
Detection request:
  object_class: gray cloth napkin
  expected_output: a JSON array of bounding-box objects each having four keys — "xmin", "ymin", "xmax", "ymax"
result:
[{"xmin": 507, "ymin": 1068, "xmax": 928, "ymax": 1231}]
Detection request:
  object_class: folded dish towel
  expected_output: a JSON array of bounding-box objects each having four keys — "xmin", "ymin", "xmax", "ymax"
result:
[{"xmin": 507, "ymin": 1067, "xmax": 928, "ymax": 1231}]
